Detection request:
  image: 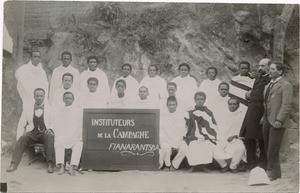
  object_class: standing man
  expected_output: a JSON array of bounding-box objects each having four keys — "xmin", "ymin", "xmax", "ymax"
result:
[
  {"xmin": 240, "ymin": 58, "xmax": 272, "ymax": 170},
  {"xmin": 111, "ymin": 63, "xmax": 139, "ymax": 100},
  {"xmin": 15, "ymin": 50, "xmax": 49, "ymax": 106},
  {"xmin": 80, "ymin": 56, "xmax": 110, "ymax": 103},
  {"xmin": 49, "ymin": 51, "xmax": 80, "ymax": 103},
  {"xmin": 130, "ymin": 86, "xmax": 158, "ymax": 109},
  {"xmin": 262, "ymin": 62, "xmax": 293, "ymax": 181},
  {"xmin": 7, "ymin": 88, "xmax": 55, "ymax": 173}
]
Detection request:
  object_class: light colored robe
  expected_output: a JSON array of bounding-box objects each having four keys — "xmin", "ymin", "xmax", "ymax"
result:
[
  {"xmin": 80, "ymin": 91, "xmax": 108, "ymax": 109},
  {"xmin": 107, "ymin": 93, "xmax": 130, "ymax": 109},
  {"xmin": 80, "ymin": 68, "xmax": 110, "ymax": 102},
  {"xmin": 198, "ymin": 79, "xmax": 222, "ymax": 109},
  {"xmin": 51, "ymin": 86, "xmax": 79, "ymax": 108},
  {"xmin": 129, "ymin": 98, "xmax": 159, "ymax": 109},
  {"xmin": 139, "ymin": 76, "xmax": 167, "ymax": 103},
  {"xmin": 49, "ymin": 64, "xmax": 80, "ymax": 103},
  {"xmin": 172, "ymin": 75, "xmax": 198, "ymax": 111},
  {"xmin": 111, "ymin": 75, "xmax": 139, "ymax": 100},
  {"xmin": 207, "ymin": 95, "xmax": 230, "ymax": 125},
  {"xmin": 15, "ymin": 61, "xmax": 49, "ymax": 105}
]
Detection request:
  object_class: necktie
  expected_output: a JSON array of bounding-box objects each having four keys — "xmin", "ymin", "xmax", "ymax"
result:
[{"xmin": 265, "ymin": 82, "xmax": 275, "ymax": 103}]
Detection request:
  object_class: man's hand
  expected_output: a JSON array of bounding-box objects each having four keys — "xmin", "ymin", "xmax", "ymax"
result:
[
  {"xmin": 45, "ymin": 129, "xmax": 54, "ymax": 135},
  {"xmin": 227, "ymin": 135, "xmax": 238, "ymax": 143},
  {"xmin": 274, "ymin": 120, "xmax": 282, "ymax": 129},
  {"xmin": 245, "ymin": 90, "xmax": 251, "ymax": 100}
]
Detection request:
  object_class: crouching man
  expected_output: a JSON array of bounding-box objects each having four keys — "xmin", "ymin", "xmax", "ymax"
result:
[
  {"xmin": 52, "ymin": 91, "xmax": 83, "ymax": 176},
  {"xmin": 159, "ymin": 96, "xmax": 187, "ymax": 170},
  {"xmin": 7, "ymin": 88, "xmax": 55, "ymax": 173},
  {"xmin": 213, "ymin": 98, "xmax": 246, "ymax": 173}
]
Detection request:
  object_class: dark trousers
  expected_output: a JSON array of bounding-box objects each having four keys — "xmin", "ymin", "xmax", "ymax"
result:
[
  {"xmin": 262, "ymin": 120, "xmax": 285, "ymax": 178},
  {"xmin": 11, "ymin": 131, "xmax": 55, "ymax": 166},
  {"xmin": 244, "ymin": 138, "xmax": 267, "ymax": 170}
]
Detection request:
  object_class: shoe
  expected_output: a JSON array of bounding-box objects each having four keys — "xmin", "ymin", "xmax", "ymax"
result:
[
  {"xmin": 229, "ymin": 168, "xmax": 238, "ymax": 173},
  {"xmin": 47, "ymin": 163, "xmax": 54, "ymax": 173},
  {"xmin": 219, "ymin": 165, "xmax": 229, "ymax": 173},
  {"xmin": 268, "ymin": 176, "xmax": 278, "ymax": 181},
  {"xmin": 237, "ymin": 164, "xmax": 246, "ymax": 172},
  {"xmin": 7, "ymin": 163, "xmax": 17, "ymax": 172}
]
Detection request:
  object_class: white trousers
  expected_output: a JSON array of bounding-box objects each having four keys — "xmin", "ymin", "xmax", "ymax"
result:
[
  {"xmin": 213, "ymin": 139, "xmax": 246, "ymax": 169},
  {"xmin": 186, "ymin": 140, "xmax": 214, "ymax": 166},
  {"xmin": 159, "ymin": 141, "xmax": 188, "ymax": 169},
  {"xmin": 55, "ymin": 140, "xmax": 83, "ymax": 166}
]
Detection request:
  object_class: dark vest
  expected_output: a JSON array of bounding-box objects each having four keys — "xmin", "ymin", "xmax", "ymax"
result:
[{"xmin": 33, "ymin": 105, "xmax": 46, "ymax": 133}]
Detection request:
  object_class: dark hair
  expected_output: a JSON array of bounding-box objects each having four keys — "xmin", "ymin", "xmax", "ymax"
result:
[
  {"xmin": 167, "ymin": 82, "xmax": 177, "ymax": 89},
  {"xmin": 178, "ymin": 63, "xmax": 190, "ymax": 71},
  {"xmin": 206, "ymin": 67, "xmax": 218, "ymax": 76},
  {"xmin": 167, "ymin": 96, "xmax": 177, "ymax": 105},
  {"xmin": 30, "ymin": 50, "xmax": 40, "ymax": 57},
  {"xmin": 218, "ymin": 82, "xmax": 230, "ymax": 90},
  {"xmin": 87, "ymin": 56, "xmax": 99, "ymax": 64},
  {"xmin": 148, "ymin": 65, "xmax": 159, "ymax": 72},
  {"xmin": 116, "ymin": 79, "xmax": 127, "ymax": 88},
  {"xmin": 62, "ymin": 73, "xmax": 74, "ymax": 82},
  {"xmin": 63, "ymin": 91, "xmax": 74, "ymax": 99},
  {"xmin": 194, "ymin": 91, "xmax": 206, "ymax": 101},
  {"xmin": 34, "ymin": 88, "xmax": 45, "ymax": 95},
  {"xmin": 61, "ymin": 51, "xmax": 72, "ymax": 60},
  {"xmin": 272, "ymin": 62, "xmax": 286, "ymax": 74},
  {"xmin": 87, "ymin": 77, "xmax": 99, "ymax": 85},
  {"xmin": 239, "ymin": 61, "xmax": 250, "ymax": 68},
  {"xmin": 139, "ymin": 86, "xmax": 149, "ymax": 92},
  {"xmin": 228, "ymin": 97, "xmax": 240, "ymax": 105},
  {"xmin": 122, "ymin": 63, "xmax": 132, "ymax": 71}
]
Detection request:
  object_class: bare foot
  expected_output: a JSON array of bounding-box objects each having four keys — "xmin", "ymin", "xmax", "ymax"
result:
[
  {"xmin": 58, "ymin": 164, "xmax": 65, "ymax": 175},
  {"xmin": 68, "ymin": 165, "xmax": 76, "ymax": 176}
]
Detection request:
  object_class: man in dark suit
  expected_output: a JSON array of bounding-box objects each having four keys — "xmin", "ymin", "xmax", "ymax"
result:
[
  {"xmin": 240, "ymin": 58, "xmax": 272, "ymax": 170},
  {"xmin": 262, "ymin": 62, "xmax": 293, "ymax": 181}
]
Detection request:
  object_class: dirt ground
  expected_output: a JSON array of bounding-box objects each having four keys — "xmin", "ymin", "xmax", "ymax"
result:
[{"xmin": 0, "ymin": 147, "xmax": 298, "ymax": 193}]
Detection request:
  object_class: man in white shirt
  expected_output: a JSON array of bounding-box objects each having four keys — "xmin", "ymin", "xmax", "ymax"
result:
[
  {"xmin": 80, "ymin": 56, "xmax": 110, "ymax": 103},
  {"xmin": 15, "ymin": 50, "xmax": 49, "ymax": 106},
  {"xmin": 111, "ymin": 63, "xmax": 139, "ymax": 100},
  {"xmin": 213, "ymin": 98, "xmax": 246, "ymax": 173},
  {"xmin": 52, "ymin": 91, "xmax": 83, "ymax": 176},
  {"xmin": 52, "ymin": 73, "xmax": 78, "ymax": 108},
  {"xmin": 80, "ymin": 77, "xmax": 107, "ymax": 108},
  {"xmin": 159, "ymin": 96, "xmax": 187, "ymax": 170},
  {"xmin": 108, "ymin": 79, "xmax": 130, "ymax": 108},
  {"xmin": 49, "ymin": 51, "xmax": 80, "ymax": 103},
  {"xmin": 130, "ymin": 86, "xmax": 158, "ymax": 109}
]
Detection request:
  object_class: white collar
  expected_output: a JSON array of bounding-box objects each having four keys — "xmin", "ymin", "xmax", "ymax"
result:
[{"xmin": 270, "ymin": 76, "xmax": 282, "ymax": 83}]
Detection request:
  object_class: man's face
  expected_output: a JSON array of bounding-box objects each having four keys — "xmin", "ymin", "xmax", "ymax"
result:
[
  {"xmin": 88, "ymin": 59, "xmax": 98, "ymax": 71},
  {"xmin": 167, "ymin": 101, "xmax": 177, "ymax": 113},
  {"xmin": 179, "ymin": 66, "xmax": 189, "ymax": 78},
  {"xmin": 167, "ymin": 85, "xmax": 177, "ymax": 96},
  {"xmin": 207, "ymin": 69, "xmax": 217, "ymax": 81},
  {"xmin": 195, "ymin": 95, "xmax": 205, "ymax": 107},
  {"xmin": 34, "ymin": 90, "xmax": 45, "ymax": 105},
  {"xmin": 228, "ymin": 99, "xmax": 239, "ymax": 112},
  {"xmin": 63, "ymin": 93, "xmax": 74, "ymax": 106},
  {"xmin": 218, "ymin": 84, "xmax": 229, "ymax": 97},
  {"xmin": 258, "ymin": 60, "xmax": 270, "ymax": 75},
  {"xmin": 31, "ymin": 52, "xmax": 41, "ymax": 66},
  {"xmin": 62, "ymin": 76, "xmax": 73, "ymax": 90},
  {"xmin": 88, "ymin": 80, "xmax": 98, "ymax": 93},
  {"xmin": 62, "ymin": 54, "xmax": 72, "ymax": 67},
  {"xmin": 122, "ymin": 66, "xmax": 131, "ymax": 78},
  {"xmin": 148, "ymin": 66, "xmax": 157, "ymax": 77},
  {"xmin": 138, "ymin": 87, "xmax": 149, "ymax": 100},
  {"xmin": 239, "ymin": 63, "xmax": 250, "ymax": 76},
  {"xmin": 116, "ymin": 82, "xmax": 126, "ymax": 94},
  {"xmin": 269, "ymin": 64, "xmax": 282, "ymax": 79}
]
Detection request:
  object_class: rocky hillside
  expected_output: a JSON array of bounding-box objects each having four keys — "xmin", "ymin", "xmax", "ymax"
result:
[{"xmin": 2, "ymin": 2, "xmax": 299, "ymax": 143}]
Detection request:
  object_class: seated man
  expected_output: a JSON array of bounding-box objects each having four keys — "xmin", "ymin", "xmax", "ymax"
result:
[
  {"xmin": 213, "ymin": 98, "xmax": 246, "ymax": 173},
  {"xmin": 7, "ymin": 88, "xmax": 55, "ymax": 173},
  {"xmin": 80, "ymin": 77, "xmax": 108, "ymax": 108},
  {"xmin": 159, "ymin": 96, "xmax": 187, "ymax": 170},
  {"xmin": 52, "ymin": 73, "xmax": 78, "ymax": 108},
  {"xmin": 184, "ymin": 92, "xmax": 217, "ymax": 172},
  {"xmin": 130, "ymin": 86, "xmax": 158, "ymax": 109},
  {"xmin": 108, "ymin": 79, "xmax": 130, "ymax": 108},
  {"xmin": 52, "ymin": 92, "xmax": 83, "ymax": 176}
]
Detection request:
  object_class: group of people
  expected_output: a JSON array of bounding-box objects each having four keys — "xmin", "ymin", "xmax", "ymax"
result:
[{"xmin": 7, "ymin": 50, "xmax": 293, "ymax": 181}]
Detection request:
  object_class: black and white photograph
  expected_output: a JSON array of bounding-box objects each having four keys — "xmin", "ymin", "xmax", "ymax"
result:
[{"xmin": 1, "ymin": 0, "xmax": 299, "ymax": 192}]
